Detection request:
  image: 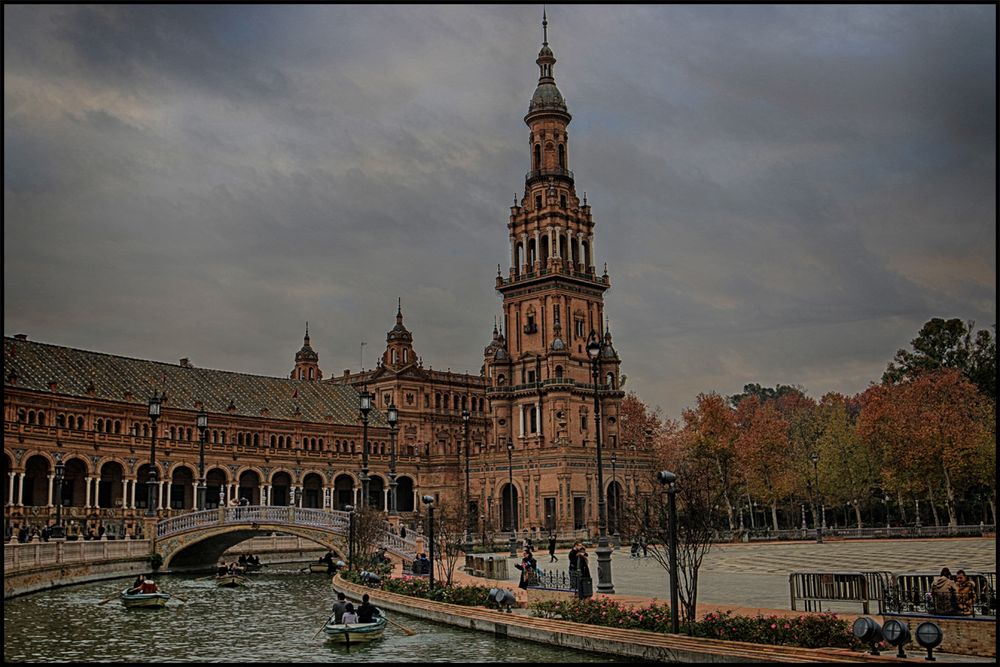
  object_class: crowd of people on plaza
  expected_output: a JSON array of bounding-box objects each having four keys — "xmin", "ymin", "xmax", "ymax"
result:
[{"xmin": 930, "ymin": 567, "xmax": 979, "ymax": 615}]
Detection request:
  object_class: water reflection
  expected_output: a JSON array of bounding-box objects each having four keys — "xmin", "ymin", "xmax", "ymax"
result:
[{"xmin": 4, "ymin": 567, "xmax": 622, "ymax": 663}]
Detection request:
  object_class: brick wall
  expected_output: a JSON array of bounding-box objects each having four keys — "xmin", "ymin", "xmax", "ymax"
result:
[{"xmin": 877, "ymin": 613, "xmax": 996, "ymax": 658}]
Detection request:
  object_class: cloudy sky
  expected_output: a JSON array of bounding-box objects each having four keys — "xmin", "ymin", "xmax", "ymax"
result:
[{"xmin": 4, "ymin": 5, "xmax": 996, "ymax": 419}]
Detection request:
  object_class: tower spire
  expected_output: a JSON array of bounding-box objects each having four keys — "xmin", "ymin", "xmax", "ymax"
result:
[{"xmin": 542, "ymin": 8, "xmax": 548, "ymax": 46}]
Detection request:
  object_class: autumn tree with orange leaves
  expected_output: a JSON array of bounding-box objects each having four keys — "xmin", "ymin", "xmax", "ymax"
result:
[{"xmin": 858, "ymin": 369, "xmax": 995, "ymax": 527}]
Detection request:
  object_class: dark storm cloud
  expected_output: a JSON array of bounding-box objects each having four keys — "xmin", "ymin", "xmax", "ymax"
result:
[{"xmin": 4, "ymin": 5, "xmax": 995, "ymax": 417}]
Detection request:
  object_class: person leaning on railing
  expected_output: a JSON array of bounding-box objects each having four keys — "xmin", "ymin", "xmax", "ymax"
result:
[
  {"xmin": 955, "ymin": 570, "xmax": 977, "ymax": 615},
  {"xmin": 931, "ymin": 567, "xmax": 959, "ymax": 614}
]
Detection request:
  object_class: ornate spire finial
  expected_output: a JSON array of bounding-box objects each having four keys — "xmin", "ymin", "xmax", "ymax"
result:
[
  {"xmin": 583, "ymin": 192, "xmax": 588, "ymax": 206},
  {"xmin": 305, "ymin": 321, "xmax": 310, "ymax": 341},
  {"xmin": 514, "ymin": 192, "xmax": 518, "ymax": 206},
  {"xmin": 396, "ymin": 297, "xmax": 403, "ymax": 324},
  {"xmin": 542, "ymin": 8, "xmax": 548, "ymax": 46}
]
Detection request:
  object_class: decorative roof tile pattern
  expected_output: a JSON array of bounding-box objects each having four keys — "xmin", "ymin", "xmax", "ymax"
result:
[{"xmin": 4, "ymin": 337, "xmax": 384, "ymax": 427}]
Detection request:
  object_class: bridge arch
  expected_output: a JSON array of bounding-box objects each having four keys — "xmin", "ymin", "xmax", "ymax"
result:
[{"xmin": 155, "ymin": 507, "xmax": 416, "ymax": 571}]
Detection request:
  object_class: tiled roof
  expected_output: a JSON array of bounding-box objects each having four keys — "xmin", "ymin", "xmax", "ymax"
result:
[{"xmin": 3, "ymin": 337, "xmax": 384, "ymax": 427}]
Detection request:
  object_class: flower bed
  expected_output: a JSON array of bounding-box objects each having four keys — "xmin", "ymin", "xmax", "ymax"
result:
[
  {"xmin": 341, "ymin": 570, "xmax": 496, "ymax": 607},
  {"xmin": 529, "ymin": 599, "xmax": 860, "ymax": 650}
]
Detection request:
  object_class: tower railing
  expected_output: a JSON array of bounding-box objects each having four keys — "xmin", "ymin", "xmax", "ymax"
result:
[{"xmin": 525, "ymin": 167, "xmax": 574, "ymax": 181}]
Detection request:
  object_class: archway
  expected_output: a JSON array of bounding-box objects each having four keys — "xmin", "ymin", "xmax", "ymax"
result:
[
  {"xmin": 271, "ymin": 471, "xmax": 292, "ymax": 506},
  {"xmin": 98, "ymin": 461, "xmax": 124, "ymax": 509},
  {"xmin": 170, "ymin": 467, "xmax": 195, "ymax": 510},
  {"xmin": 206, "ymin": 468, "xmax": 228, "ymax": 509},
  {"xmin": 501, "ymin": 483, "xmax": 519, "ymax": 532},
  {"xmin": 302, "ymin": 473, "xmax": 323, "ymax": 509},
  {"xmin": 334, "ymin": 474, "xmax": 354, "ymax": 510},
  {"xmin": 63, "ymin": 458, "xmax": 88, "ymax": 507},
  {"xmin": 396, "ymin": 476, "xmax": 415, "ymax": 512},
  {"xmin": 369, "ymin": 476, "xmax": 385, "ymax": 510},
  {"xmin": 238, "ymin": 470, "xmax": 261, "ymax": 505},
  {"xmin": 22, "ymin": 455, "xmax": 50, "ymax": 507}
]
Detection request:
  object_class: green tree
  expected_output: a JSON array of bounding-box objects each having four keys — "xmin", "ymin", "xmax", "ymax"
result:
[{"xmin": 883, "ymin": 318, "xmax": 996, "ymax": 400}]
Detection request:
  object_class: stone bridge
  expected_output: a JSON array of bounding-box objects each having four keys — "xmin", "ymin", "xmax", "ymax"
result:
[{"xmin": 154, "ymin": 506, "xmax": 418, "ymax": 572}]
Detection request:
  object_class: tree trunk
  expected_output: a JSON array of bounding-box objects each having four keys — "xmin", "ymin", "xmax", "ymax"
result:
[
  {"xmin": 927, "ymin": 482, "xmax": 941, "ymax": 527},
  {"xmin": 989, "ymin": 494, "xmax": 996, "ymax": 525},
  {"xmin": 941, "ymin": 466, "xmax": 958, "ymax": 527},
  {"xmin": 853, "ymin": 500, "xmax": 863, "ymax": 529},
  {"xmin": 897, "ymin": 490, "xmax": 907, "ymax": 524},
  {"xmin": 771, "ymin": 503, "xmax": 780, "ymax": 532}
]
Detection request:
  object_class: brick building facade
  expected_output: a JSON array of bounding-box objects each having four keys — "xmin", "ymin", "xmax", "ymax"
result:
[{"xmin": 3, "ymin": 19, "xmax": 654, "ymax": 543}]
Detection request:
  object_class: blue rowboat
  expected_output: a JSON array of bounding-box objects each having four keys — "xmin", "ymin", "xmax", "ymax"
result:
[
  {"xmin": 323, "ymin": 608, "xmax": 387, "ymax": 644},
  {"xmin": 120, "ymin": 587, "xmax": 170, "ymax": 608}
]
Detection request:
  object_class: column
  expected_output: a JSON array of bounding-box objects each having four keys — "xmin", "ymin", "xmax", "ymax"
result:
[
  {"xmin": 84, "ymin": 476, "xmax": 93, "ymax": 508},
  {"xmin": 159, "ymin": 480, "xmax": 167, "ymax": 510},
  {"xmin": 262, "ymin": 485, "xmax": 270, "ymax": 506},
  {"xmin": 8, "ymin": 472, "xmax": 15, "ymax": 505},
  {"xmin": 230, "ymin": 482, "xmax": 238, "ymax": 503},
  {"xmin": 566, "ymin": 228, "xmax": 573, "ymax": 265},
  {"xmin": 519, "ymin": 233, "xmax": 528, "ymax": 273},
  {"xmin": 15, "ymin": 472, "xmax": 24, "ymax": 506},
  {"xmin": 47, "ymin": 474, "xmax": 54, "ymax": 507},
  {"xmin": 553, "ymin": 226, "xmax": 562, "ymax": 258},
  {"xmin": 548, "ymin": 226, "xmax": 556, "ymax": 259},
  {"xmin": 537, "ymin": 400, "xmax": 543, "ymax": 437},
  {"xmin": 588, "ymin": 234, "xmax": 595, "ymax": 271},
  {"xmin": 129, "ymin": 479, "xmax": 137, "ymax": 509},
  {"xmin": 353, "ymin": 486, "xmax": 359, "ymax": 506},
  {"xmin": 510, "ymin": 236, "xmax": 518, "ymax": 273},
  {"xmin": 293, "ymin": 485, "xmax": 302, "ymax": 507},
  {"xmin": 519, "ymin": 404, "xmax": 525, "ymax": 439},
  {"xmin": 383, "ymin": 488, "xmax": 390, "ymax": 510},
  {"xmin": 575, "ymin": 232, "xmax": 583, "ymax": 270},
  {"xmin": 533, "ymin": 229, "xmax": 541, "ymax": 268}
]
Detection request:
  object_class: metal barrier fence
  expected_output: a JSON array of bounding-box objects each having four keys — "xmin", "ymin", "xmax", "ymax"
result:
[
  {"xmin": 725, "ymin": 524, "xmax": 995, "ymax": 543},
  {"xmin": 790, "ymin": 569, "xmax": 997, "ymax": 618},
  {"xmin": 527, "ymin": 568, "xmax": 578, "ymax": 592},
  {"xmin": 883, "ymin": 572, "xmax": 997, "ymax": 617},
  {"xmin": 464, "ymin": 554, "xmax": 509, "ymax": 581}
]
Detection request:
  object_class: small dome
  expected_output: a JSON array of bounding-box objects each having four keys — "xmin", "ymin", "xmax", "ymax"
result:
[
  {"xmin": 295, "ymin": 345, "xmax": 318, "ymax": 363},
  {"xmin": 538, "ymin": 44, "xmax": 553, "ymax": 58},
  {"xmin": 529, "ymin": 82, "xmax": 566, "ymax": 114}
]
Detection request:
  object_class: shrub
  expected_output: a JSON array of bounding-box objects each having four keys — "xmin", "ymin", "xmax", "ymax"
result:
[{"xmin": 529, "ymin": 601, "xmax": 860, "ymax": 650}]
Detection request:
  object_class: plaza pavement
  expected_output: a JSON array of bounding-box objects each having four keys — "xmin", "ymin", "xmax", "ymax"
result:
[{"xmin": 454, "ymin": 537, "xmax": 996, "ymax": 615}]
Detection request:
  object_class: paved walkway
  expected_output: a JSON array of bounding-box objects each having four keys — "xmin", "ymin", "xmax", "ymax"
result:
[{"xmin": 447, "ymin": 537, "xmax": 996, "ymax": 615}]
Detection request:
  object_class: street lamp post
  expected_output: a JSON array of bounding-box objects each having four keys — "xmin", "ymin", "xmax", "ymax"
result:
[
  {"xmin": 657, "ymin": 470, "xmax": 680, "ymax": 634},
  {"xmin": 146, "ymin": 394, "xmax": 161, "ymax": 517},
  {"xmin": 462, "ymin": 408, "xmax": 473, "ymax": 554},
  {"xmin": 587, "ymin": 330, "xmax": 614, "ymax": 594},
  {"xmin": 610, "ymin": 453, "xmax": 618, "ymax": 540},
  {"xmin": 359, "ymin": 389, "xmax": 372, "ymax": 507},
  {"xmin": 197, "ymin": 408, "xmax": 208, "ymax": 511},
  {"xmin": 345, "ymin": 504, "xmax": 355, "ymax": 570},
  {"xmin": 811, "ymin": 452, "xmax": 823, "ymax": 544},
  {"xmin": 507, "ymin": 439, "xmax": 517, "ymax": 557},
  {"xmin": 884, "ymin": 495, "xmax": 891, "ymax": 529},
  {"xmin": 50, "ymin": 453, "xmax": 65, "ymax": 539},
  {"xmin": 387, "ymin": 404, "xmax": 398, "ymax": 516},
  {"xmin": 422, "ymin": 495, "xmax": 435, "ymax": 589}
]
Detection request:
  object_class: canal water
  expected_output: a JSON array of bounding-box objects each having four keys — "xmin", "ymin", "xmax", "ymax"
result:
[{"xmin": 4, "ymin": 566, "xmax": 623, "ymax": 663}]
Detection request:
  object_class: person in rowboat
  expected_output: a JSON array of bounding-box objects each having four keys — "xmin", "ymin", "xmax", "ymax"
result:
[
  {"xmin": 357, "ymin": 593, "xmax": 378, "ymax": 623},
  {"xmin": 217, "ymin": 560, "xmax": 228, "ymax": 576},
  {"xmin": 341, "ymin": 603, "xmax": 359, "ymax": 624},
  {"xmin": 128, "ymin": 574, "xmax": 145, "ymax": 594},
  {"xmin": 330, "ymin": 592, "xmax": 349, "ymax": 624},
  {"xmin": 140, "ymin": 578, "xmax": 158, "ymax": 594}
]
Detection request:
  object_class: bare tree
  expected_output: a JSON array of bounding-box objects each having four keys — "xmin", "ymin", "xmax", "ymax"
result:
[
  {"xmin": 427, "ymin": 499, "xmax": 472, "ymax": 586},
  {"xmin": 352, "ymin": 505, "xmax": 387, "ymax": 571},
  {"xmin": 625, "ymin": 453, "xmax": 728, "ymax": 631}
]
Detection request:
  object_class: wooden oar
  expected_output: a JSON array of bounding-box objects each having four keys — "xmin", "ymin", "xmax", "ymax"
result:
[
  {"xmin": 96, "ymin": 591, "xmax": 120, "ymax": 605},
  {"xmin": 385, "ymin": 616, "xmax": 416, "ymax": 636},
  {"xmin": 171, "ymin": 594, "xmax": 189, "ymax": 603},
  {"xmin": 312, "ymin": 616, "xmax": 332, "ymax": 641},
  {"xmin": 194, "ymin": 574, "xmax": 216, "ymax": 581}
]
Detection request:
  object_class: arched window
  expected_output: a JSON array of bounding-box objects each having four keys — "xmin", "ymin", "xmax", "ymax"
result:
[
  {"xmin": 238, "ymin": 433, "xmax": 244, "ymax": 446},
  {"xmin": 555, "ymin": 365, "xmax": 564, "ymax": 379},
  {"xmin": 77, "ymin": 416, "xmax": 84, "ymax": 430},
  {"xmin": 57, "ymin": 414, "xmax": 66, "ymax": 428},
  {"xmin": 497, "ymin": 374, "xmax": 506, "ymax": 386},
  {"xmin": 186, "ymin": 427, "xmax": 192, "ymax": 440},
  {"xmin": 606, "ymin": 372, "xmax": 615, "ymax": 389},
  {"xmin": 143, "ymin": 424, "xmax": 150, "ymax": 438},
  {"xmin": 115, "ymin": 420, "xmax": 122, "ymax": 434},
  {"xmin": 403, "ymin": 349, "xmax": 408, "ymax": 363},
  {"xmin": 535, "ymin": 194, "xmax": 542, "ymax": 210},
  {"xmin": 534, "ymin": 144, "xmax": 541, "ymax": 171},
  {"xmin": 253, "ymin": 433, "xmax": 259, "ymax": 447},
  {"xmin": 558, "ymin": 144, "xmax": 565, "ymax": 169},
  {"xmin": 582, "ymin": 240, "xmax": 590, "ymax": 268},
  {"xmin": 309, "ymin": 367, "xmax": 314, "ymax": 380},
  {"xmin": 92, "ymin": 416, "xmax": 99, "ymax": 430},
  {"xmin": 560, "ymin": 194, "xmax": 566, "ymax": 209},
  {"xmin": 270, "ymin": 435, "xmax": 276, "ymax": 447},
  {"xmin": 37, "ymin": 411, "xmax": 46, "ymax": 426}
]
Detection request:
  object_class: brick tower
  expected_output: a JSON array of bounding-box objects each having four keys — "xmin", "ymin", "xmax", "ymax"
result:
[{"xmin": 485, "ymin": 13, "xmax": 624, "ymax": 536}]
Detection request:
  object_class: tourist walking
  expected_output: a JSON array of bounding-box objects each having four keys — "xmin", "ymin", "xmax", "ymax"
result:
[
  {"xmin": 516, "ymin": 550, "xmax": 537, "ymax": 589},
  {"xmin": 548, "ymin": 534, "xmax": 557, "ymax": 563},
  {"xmin": 576, "ymin": 547, "xmax": 592, "ymax": 599},
  {"xmin": 568, "ymin": 541, "xmax": 581, "ymax": 589}
]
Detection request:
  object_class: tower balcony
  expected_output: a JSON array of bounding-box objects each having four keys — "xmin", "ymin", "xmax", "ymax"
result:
[
  {"xmin": 525, "ymin": 167, "xmax": 574, "ymax": 182},
  {"xmin": 497, "ymin": 262, "xmax": 609, "ymax": 291}
]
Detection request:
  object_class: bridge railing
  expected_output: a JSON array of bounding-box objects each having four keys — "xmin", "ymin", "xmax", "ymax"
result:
[
  {"xmin": 4, "ymin": 539, "xmax": 152, "ymax": 574},
  {"xmin": 156, "ymin": 507, "xmax": 420, "ymax": 559}
]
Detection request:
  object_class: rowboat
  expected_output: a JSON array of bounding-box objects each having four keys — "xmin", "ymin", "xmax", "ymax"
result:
[
  {"xmin": 216, "ymin": 574, "xmax": 249, "ymax": 587},
  {"xmin": 243, "ymin": 562, "xmax": 263, "ymax": 573},
  {"xmin": 323, "ymin": 608, "xmax": 387, "ymax": 644},
  {"xmin": 120, "ymin": 587, "xmax": 171, "ymax": 608},
  {"xmin": 309, "ymin": 563, "xmax": 332, "ymax": 573}
]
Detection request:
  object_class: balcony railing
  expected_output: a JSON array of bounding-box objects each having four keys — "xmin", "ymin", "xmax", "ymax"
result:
[{"xmin": 525, "ymin": 167, "xmax": 574, "ymax": 181}]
